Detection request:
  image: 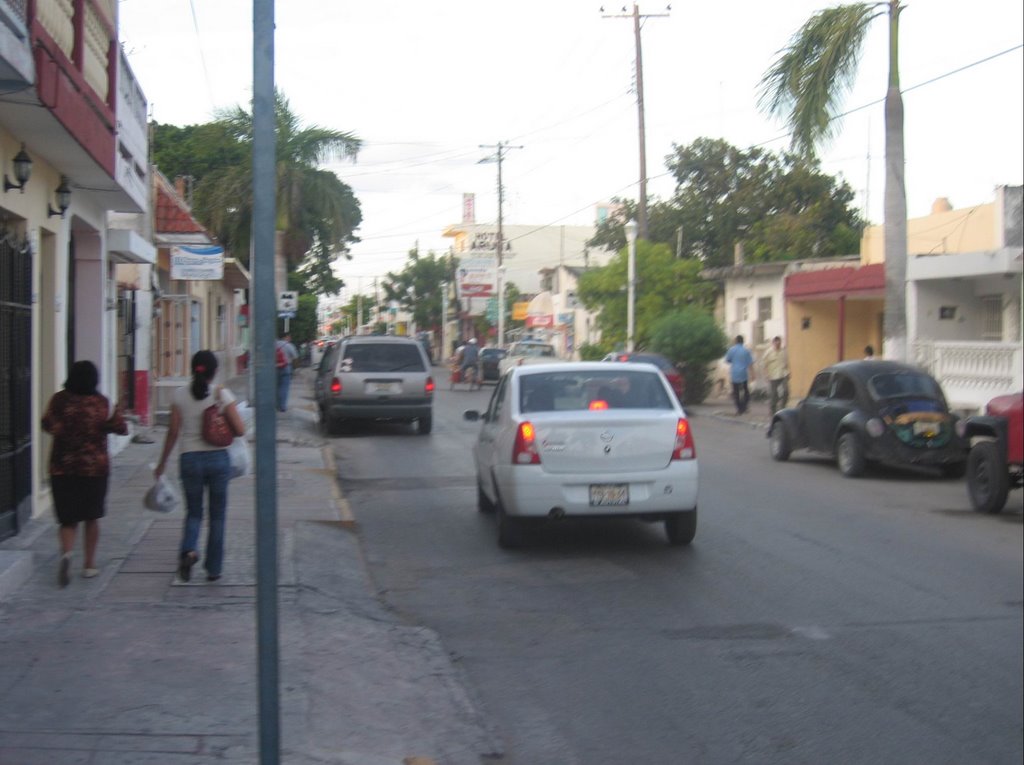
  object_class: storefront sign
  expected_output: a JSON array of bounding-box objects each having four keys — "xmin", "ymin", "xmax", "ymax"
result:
[{"xmin": 170, "ymin": 245, "xmax": 224, "ymax": 280}]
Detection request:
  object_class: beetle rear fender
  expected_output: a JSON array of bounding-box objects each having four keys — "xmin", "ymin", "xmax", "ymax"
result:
[{"xmin": 771, "ymin": 410, "xmax": 805, "ymax": 449}]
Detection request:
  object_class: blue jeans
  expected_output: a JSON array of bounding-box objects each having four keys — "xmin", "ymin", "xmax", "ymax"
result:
[
  {"xmin": 179, "ymin": 449, "xmax": 231, "ymax": 577},
  {"xmin": 277, "ymin": 368, "xmax": 292, "ymax": 411}
]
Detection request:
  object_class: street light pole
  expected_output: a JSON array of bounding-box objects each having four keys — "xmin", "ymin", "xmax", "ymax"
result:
[
  {"xmin": 625, "ymin": 220, "xmax": 638, "ymax": 352},
  {"xmin": 479, "ymin": 141, "xmax": 522, "ymax": 347}
]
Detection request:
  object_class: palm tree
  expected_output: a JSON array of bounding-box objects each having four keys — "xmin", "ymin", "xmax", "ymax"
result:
[
  {"xmin": 193, "ymin": 90, "xmax": 362, "ymax": 295},
  {"xmin": 759, "ymin": 1, "xmax": 907, "ymax": 361}
]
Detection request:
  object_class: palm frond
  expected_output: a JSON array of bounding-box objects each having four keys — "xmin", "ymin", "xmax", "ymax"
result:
[{"xmin": 759, "ymin": 3, "xmax": 883, "ymax": 158}]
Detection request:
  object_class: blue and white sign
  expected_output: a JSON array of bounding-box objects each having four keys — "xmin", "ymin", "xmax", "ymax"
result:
[{"xmin": 170, "ymin": 245, "xmax": 224, "ymax": 280}]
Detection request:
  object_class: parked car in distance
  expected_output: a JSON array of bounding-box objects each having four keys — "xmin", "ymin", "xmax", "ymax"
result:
[
  {"xmin": 313, "ymin": 335, "xmax": 434, "ymax": 435},
  {"xmin": 603, "ymin": 351, "xmax": 684, "ymax": 402},
  {"xmin": 497, "ymin": 340, "xmax": 558, "ymax": 375},
  {"xmin": 960, "ymin": 392, "xmax": 1023, "ymax": 513},
  {"xmin": 464, "ymin": 362, "xmax": 699, "ymax": 548},
  {"xmin": 480, "ymin": 347, "xmax": 508, "ymax": 382},
  {"xmin": 768, "ymin": 360, "xmax": 967, "ymax": 478}
]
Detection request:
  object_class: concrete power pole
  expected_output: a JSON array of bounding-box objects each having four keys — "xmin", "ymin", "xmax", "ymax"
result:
[
  {"xmin": 602, "ymin": 3, "xmax": 669, "ymax": 241},
  {"xmin": 479, "ymin": 141, "xmax": 522, "ymax": 347}
]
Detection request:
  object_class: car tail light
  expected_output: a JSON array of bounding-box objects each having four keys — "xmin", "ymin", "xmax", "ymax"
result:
[
  {"xmin": 671, "ymin": 418, "xmax": 696, "ymax": 460},
  {"xmin": 589, "ymin": 399, "xmax": 609, "ymax": 410},
  {"xmin": 513, "ymin": 421, "xmax": 541, "ymax": 465},
  {"xmin": 330, "ymin": 377, "xmax": 342, "ymax": 395},
  {"xmin": 425, "ymin": 376, "xmax": 435, "ymax": 394},
  {"xmin": 866, "ymin": 418, "xmax": 886, "ymax": 438}
]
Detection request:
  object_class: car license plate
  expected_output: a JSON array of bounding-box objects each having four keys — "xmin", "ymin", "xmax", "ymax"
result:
[
  {"xmin": 590, "ymin": 483, "xmax": 629, "ymax": 506},
  {"xmin": 913, "ymin": 421, "xmax": 937, "ymax": 437},
  {"xmin": 367, "ymin": 382, "xmax": 400, "ymax": 395}
]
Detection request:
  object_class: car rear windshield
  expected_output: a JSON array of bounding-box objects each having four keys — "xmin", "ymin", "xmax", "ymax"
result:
[
  {"xmin": 868, "ymin": 372, "xmax": 943, "ymax": 400},
  {"xmin": 340, "ymin": 343, "xmax": 425, "ymax": 373},
  {"xmin": 519, "ymin": 370, "xmax": 673, "ymax": 413}
]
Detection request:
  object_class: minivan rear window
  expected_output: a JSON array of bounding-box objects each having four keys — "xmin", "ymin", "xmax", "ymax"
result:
[{"xmin": 340, "ymin": 343, "xmax": 425, "ymax": 373}]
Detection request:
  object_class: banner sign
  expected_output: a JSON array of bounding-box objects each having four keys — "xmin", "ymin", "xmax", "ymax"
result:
[
  {"xmin": 457, "ymin": 256, "xmax": 496, "ymax": 298},
  {"xmin": 462, "ymin": 193, "xmax": 475, "ymax": 224},
  {"xmin": 170, "ymin": 245, "xmax": 224, "ymax": 280},
  {"xmin": 526, "ymin": 314, "xmax": 553, "ymax": 328}
]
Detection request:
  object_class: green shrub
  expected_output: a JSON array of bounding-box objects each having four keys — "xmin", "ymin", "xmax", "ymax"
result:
[
  {"xmin": 649, "ymin": 308, "xmax": 727, "ymax": 404},
  {"xmin": 578, "ymin": 342, "xmax": 611, "ymax": 361}
]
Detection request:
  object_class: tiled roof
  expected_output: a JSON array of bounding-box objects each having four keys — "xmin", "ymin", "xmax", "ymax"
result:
[{"xmin": 155, "ymin": 183, "xmax": 210, "ymax": 237}]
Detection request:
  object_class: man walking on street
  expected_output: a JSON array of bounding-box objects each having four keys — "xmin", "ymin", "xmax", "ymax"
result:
[
  {"xmin": 724, "ymin": 335, "xmax": 754, "ymax": 415},
  {"xmin": 762, "ymin": 336, "xmax": 790, "ymax": 415},
  {"xmin": 275, "ymin": 332, "xmax": 299, "ymax": 412}
]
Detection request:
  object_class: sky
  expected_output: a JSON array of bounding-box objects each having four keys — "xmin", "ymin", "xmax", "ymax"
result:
[{"xmin": 118, "ymin": 0, "xmax": 1024, "ymax": 298}]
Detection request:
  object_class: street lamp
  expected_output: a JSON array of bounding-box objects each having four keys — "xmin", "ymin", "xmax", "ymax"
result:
[{"xmin": 624, "ymin": 220, "xmax": 638, "ymax": 352}]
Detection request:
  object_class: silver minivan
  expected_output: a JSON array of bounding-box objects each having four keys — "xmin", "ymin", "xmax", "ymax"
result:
[{"xmin": 314, "ymin": 335, "xmax": 434, "ymax": 434}]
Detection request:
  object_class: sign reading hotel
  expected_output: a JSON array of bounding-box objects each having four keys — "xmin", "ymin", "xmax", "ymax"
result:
[
  {"xmin": 457, "ymin": 256, "xmax": 496, "ymax": 298},
  {"xmin": 170, "ymin": 245, "xmax": 225, "ymax": 280}
]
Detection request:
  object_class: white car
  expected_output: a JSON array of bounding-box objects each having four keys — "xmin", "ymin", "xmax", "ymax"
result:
[
  {"xmin": 464, "ymin": 362, "xmax": 699, "ymax": 548},
  {"xmin": 497, "ymin": 340, "xmax": 559, "ymax": 375}
]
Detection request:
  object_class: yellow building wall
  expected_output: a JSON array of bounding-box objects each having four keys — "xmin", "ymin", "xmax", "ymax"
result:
[
  {"xmin": 861, "ymin": 202, "xmax": 997, "ymax": 264},
  {"xmin": 785, "ymin": 299, "xmax": 884, "ymax": 396}
]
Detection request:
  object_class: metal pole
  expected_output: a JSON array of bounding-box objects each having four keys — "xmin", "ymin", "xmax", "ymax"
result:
[
  {"xmin": 496, "ymin": 144, "xmax": 505, "ymax": 348},
  {"xmin": 632, "ymin": 2, "xmax": 649, "ymax": 240},
  {"xmin": 625, "ymin": 221, "xmax": 638, "ymax": 352},
  {"xmin": 252, "ymin": 1, "xmax": 279, "ymax": 762}
]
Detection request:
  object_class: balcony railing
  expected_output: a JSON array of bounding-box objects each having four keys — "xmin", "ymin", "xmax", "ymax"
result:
[{"xmin": 913, "ymin": 340, "xmax": 1024, "ymax": 413}]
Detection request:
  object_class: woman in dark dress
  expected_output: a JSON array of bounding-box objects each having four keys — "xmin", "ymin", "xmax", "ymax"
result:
[{"xmin": 41, "ymin": 361, "xmax": 127, "ymax": 587}]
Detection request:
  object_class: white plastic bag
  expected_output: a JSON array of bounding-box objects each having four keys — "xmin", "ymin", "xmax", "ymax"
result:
[
  {"xmin": 144, "ymin": 474, "xmax": 180, "ymax": 513},
  {"xmin": 227, "ymin": 437, "xmax": 251, "ymax": 479}
]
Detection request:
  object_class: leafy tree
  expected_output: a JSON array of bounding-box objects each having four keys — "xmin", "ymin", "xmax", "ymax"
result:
[
  {"xmin": 152, "ymin": 91, "xmax": 363, "ymax": 296},
  {"xmin": 649, "ymin": 308, "xmax": 728, "ymax": 404},
  {"xmin": 587, "ymin": 139, "xmax": 862, "ymax": 267},
  {"xmin": 576, "ymin": 240, "xmax": 717, "ymax": 350},
  {"xmin": 577, "ymin": 342, "xmax": 612, "ymax": 361},
  {"xmin": 759, "ymin": 1, "xmax": 907, "ymax": 359},
  {"xmin": 381, "ymin": 248, "xmax": 452, "ymax": 332}
]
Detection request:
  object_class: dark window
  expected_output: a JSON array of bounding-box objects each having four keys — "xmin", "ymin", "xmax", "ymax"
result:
[
  {"xmin": 809, "ymin": 373, "xmax": 831, "ymax": 398},
  {"xmin": 340, "ymin": 343, "xmax": 425, "ymax": 373},
  {"xmin": 869, "ymin": 373, "xmax": 943, "ymax": 400},
  {"xmin": 831, "ymin": 375, "xmax": 856, "ymax": 401},
  {"xmin": 519, "ymin": 370, "xmax": 672, "ymax": 412}
]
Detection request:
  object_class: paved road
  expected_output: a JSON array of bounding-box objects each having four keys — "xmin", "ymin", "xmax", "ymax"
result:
[{"xmin": 329, "ymin": 380, "xmax": 1024, "ymax": 765}]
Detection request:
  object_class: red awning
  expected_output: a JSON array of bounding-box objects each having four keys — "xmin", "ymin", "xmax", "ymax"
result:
[{"xmin": 785, "ymin": 263, "xmax": 885, "ymax": 300}]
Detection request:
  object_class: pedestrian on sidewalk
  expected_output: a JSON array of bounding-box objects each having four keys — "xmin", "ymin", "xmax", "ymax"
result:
[
  {"xmin": 762, "ymin": 336, "xmax": 790, "ymax": 415},
  {"xmin": 275, "ymin": 332, "xmax": 299, "ymax": 412},
  {"xmin": 42, "ymin": 360, "xmax": 127, "ymax": 587},
  {"xmin": 724, "ymin": 335, "xmax": 755, "ymax": 415},
  {"xmin": 154, "ymin": 350, "xmax": 245, "ymax": 582}
]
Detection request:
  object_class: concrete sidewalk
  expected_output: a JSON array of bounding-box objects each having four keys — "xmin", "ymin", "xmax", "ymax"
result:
[{"xmin": 0, "ymin": 371, "xmax": 497, "ymax": 765}]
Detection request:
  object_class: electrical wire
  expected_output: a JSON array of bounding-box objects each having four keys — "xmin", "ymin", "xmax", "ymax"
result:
[{"xmin": 186, "ymin": 0, "xmax": 217, "ymax": 115}]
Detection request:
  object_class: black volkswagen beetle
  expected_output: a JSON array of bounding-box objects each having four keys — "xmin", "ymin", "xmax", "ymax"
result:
[{"xmin": 768, "ymin": 360, "xmax": 967, "ymax": 477}]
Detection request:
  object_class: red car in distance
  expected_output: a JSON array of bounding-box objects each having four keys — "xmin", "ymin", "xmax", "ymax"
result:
[{"xmin": 603, "ymin": 351, "xmax": 685, "ymax": 402}]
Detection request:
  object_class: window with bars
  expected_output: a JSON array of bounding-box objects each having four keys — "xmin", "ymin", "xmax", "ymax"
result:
[
  {"xmin": 980, "ymin": 295, "xmax": 1003, "ymax": 341},
  {"xmin": 735, "ymin": 297, "xmax": 749, "ymax": 322}
]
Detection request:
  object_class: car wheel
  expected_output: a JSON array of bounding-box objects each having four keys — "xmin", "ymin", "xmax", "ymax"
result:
[
  {"xmin": 769, "ymin": 423, "xmax": 791, "ymax": 461},
  {"xmin": 967, "ymin": 441, "xmax": 1009, "ymax": 514},
  {"xmin": 664, "ymin": 510, "xmax": 697, "ymax": 546},
  {"xmin": 836, "ymin": 432, "xmax": 866, "ymax": 477},
  {"xmin": 417, "ymin": 414, "xmax": 432, "ymax": 435},
  {"xmin": 477, "ymin": 479, "xmax": 495, "ymax": 514}
]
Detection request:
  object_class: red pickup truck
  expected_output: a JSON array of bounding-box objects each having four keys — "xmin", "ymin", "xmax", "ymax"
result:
[{"xmin": 961, "ymin": 392, "xmax": 1024, "ymax": 513}]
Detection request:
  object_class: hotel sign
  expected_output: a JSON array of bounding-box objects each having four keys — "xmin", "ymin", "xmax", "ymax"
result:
[{"xmin": 170, "ymin": 245, "xmax": 224, "ymax": 280}]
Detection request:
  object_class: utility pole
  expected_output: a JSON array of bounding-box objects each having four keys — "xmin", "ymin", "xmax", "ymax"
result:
[
  {"xmin": 479, "ymin": 141, "xmax": 522, "ymax": 347},
  {"xmin": 602, "ymin": 3, "xmax": 669, "ymax": 241}
]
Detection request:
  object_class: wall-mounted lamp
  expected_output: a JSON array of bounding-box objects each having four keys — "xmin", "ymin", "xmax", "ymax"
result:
[
  {"xmin": 3, "ymin": 145, "xmax": 32, "ymax": 193},
  {"xmin": 47, "ymin": 176, "xmax": 71, "ymax": 218}
]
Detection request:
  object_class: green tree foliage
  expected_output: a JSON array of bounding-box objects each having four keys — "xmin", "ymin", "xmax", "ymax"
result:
[
  {"xmin": 649, "ymin": 308, "xmax": 728, "ymax": 404},
  {"xmin": 381, "ymin": 248, "xmax": 452, "ymax": 332},
  {"xmin": 151, "ymin": 91, "xmax": 362, "ymax": 296},
  {"xmin": 587, "ymin": 138, "xmax": 862, "ymax": 267},
  {"xmin": 576, "ymin": 240, "xmax": 717, "ymax": 350}
]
